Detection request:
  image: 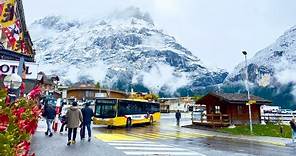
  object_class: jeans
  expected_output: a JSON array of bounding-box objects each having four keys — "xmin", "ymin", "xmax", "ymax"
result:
[
  {"xmin": 81, "ymin": 123, "xmax": 91, "ymax": 138},
  {"xmin": 176, "ymin": 119, "xmax": 180, "ymax": 126},
  {"xmin": 292, "ymin": 130, "xmax": 296, "ymax": 143},
  {"xmin": 46, "ymin": 119, "xmax": 54, "ymax": 133},
  {"xmin": 60, "ymin": 122, "xmax": 67, "ymax": 132},
  {"xmin": 68, "ymin": 128, "xmax": 77, "ymax": 141}
]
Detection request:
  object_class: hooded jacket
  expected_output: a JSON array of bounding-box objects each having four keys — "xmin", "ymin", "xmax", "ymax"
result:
[
  {"xmin": 290, "ymin": 120, "xmax": 296, "ymax": 131},
  {"xmin": 81, "ymin": 106, "xmax": 94, "ymax": 124},
  {"xmin": 66, "ymin": 106, "xmax": 83, "ymax": 128}
]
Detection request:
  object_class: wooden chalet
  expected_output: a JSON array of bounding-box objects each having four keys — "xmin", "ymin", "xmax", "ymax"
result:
[{"xmin": 195, "ymin": 92, "xmax": 272, "ymax": 127}]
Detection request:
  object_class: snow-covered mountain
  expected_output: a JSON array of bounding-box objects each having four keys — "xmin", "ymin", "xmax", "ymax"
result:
[
  {"xmin": 224, "ymin": 25, "xmax": 296, "ymax": 109},
  {"xmin": 227, "ymin": 25, "xmax": 296, "ymax": 87},
  {"xmin": 31, "ymin": 7, "xmax": 227, "ymax": 93}
]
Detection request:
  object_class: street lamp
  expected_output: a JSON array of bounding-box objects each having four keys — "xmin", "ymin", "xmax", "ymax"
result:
[
  {"xmin": 3, "ymin": 74, "xmax": 22, "ymax": 89},
  {"xmin": 242, "ymin": 51, "xmax": 253, "ymax": 134},
  {"xmin": 3, "ymin": 74, "xmax": 22, "ymax": 103}
]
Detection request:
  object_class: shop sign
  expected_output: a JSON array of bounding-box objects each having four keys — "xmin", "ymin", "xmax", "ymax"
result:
[{"xmin": 0, "ymin": 59, "xmax": 38, "ymax": 79}]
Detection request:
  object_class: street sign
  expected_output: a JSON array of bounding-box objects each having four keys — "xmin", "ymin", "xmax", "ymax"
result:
[
  {"xmin": 95, "ymin": 93, "xmax": 107, "ymax": 98},
  {"xmin": 246, "ymin": 100, "xmax": 256, "ymax": 105},
  {"xmin": 249, "ymin": 100, "xmax": 256, "ymax": 104}
]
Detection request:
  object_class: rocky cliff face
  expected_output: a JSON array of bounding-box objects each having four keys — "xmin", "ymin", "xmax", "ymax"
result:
[
  {"xmin": 225, "ymin": 25, "xmax": 296, "ymax": 109},
  {"xmin": 227, "ymin": 25, "xmax": 296, "ymax": 87},
  {"xmin": 31, "ymin": 7, "xmax": 227, "ymax": 93}
]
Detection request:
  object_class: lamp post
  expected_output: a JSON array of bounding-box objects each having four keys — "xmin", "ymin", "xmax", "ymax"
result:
[
  {"xmin": 3, "ymin": 74, "xmax": 22, "ymax": 104},
  {"xmin": 242, "ymin": 51, "xmax": 253, "ymax": 134}
]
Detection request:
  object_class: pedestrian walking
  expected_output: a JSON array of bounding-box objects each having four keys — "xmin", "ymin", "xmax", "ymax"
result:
[
  {"xmin": 59, "ymin": 101, "xmax": 68, "ymax": 133},
  {"xmin": 66, "ymin": 101, "xmax": 83, "ymax": 146},
  {"xmin": 175, "ymin": 110, "xmax": 181, "ymax": 126},
  {"xmin": 80, "ymin": 102, "xmax": 94, "ymax": 142},
  {"xmin": 59, "ymin": 114, "xmax": 67, "ymax": 133},
  {"xmin": 43, "ymin": 99, "xmax": 56, "ymax": 137},
  {"xmin": 289, "ymin": 118, "xmax": 296, "ymax": 143}
]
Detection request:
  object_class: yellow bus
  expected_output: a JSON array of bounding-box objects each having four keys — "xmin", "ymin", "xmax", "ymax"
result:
[{"xmin": 93, "ymin": 98, "xmax": 160, "ymax": 127}]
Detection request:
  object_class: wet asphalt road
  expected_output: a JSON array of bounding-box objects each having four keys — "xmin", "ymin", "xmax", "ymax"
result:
[{"xmin": 93, "ymin": 113, "xmax": 296, "ymax": 156}]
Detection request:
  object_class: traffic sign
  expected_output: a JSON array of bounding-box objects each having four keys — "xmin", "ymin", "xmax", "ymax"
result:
[
  {"xmin": 246, "ymin": 100, "xmax": 256, "ymax": 105},
  {"xmin": 249, "ymin": 100, "xmax": 256, "ymax": 104}
]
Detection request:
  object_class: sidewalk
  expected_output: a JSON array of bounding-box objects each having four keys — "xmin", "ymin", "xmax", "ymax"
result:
[
  {"xmin": 30, "ymin": 119, "xmax": 125, "ymax": 156},
  {"xmin": 181, "ymin": 125, "xmax": 294, "ymax": 147}
]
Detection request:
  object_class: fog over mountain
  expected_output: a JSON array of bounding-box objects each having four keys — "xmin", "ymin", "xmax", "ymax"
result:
[
  {"xmin": 31, "ymin": 7, "xmax": 227, "ymax": 94},
  {"xmin": 226, "ymin": 25, "xmax": 296, "ymax": 109}
]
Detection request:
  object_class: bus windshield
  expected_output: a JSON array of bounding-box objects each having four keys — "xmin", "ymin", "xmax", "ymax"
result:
[{"xmin": 95, "ymin": 99, "xmax": 117, "ymax": 118}]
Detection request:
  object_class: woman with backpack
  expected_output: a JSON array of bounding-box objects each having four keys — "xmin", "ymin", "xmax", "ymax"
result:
[{"xmin": 43, "ymin": 99, "xmax": 56, "ymax": 137}]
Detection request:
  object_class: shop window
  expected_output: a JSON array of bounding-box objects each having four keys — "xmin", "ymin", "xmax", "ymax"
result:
[
  {"xmin": 214, "ymin": 105, "xmax": 220, "ymax": 114},
  {"xmin": 85, "ymin": 91, "xmax": 94, "ymax": 98}
]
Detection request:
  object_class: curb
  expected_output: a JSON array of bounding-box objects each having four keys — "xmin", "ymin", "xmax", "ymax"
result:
[
  {"xmin": 182, "ymin": 127, "xmax": 288, "ymax": 147},
  {"xmin": 216, "ymin": 135, "xmax": 287, "ymax": 147}
]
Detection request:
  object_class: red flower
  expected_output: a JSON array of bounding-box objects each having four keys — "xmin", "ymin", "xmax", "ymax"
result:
[
  {"xmin": 32, "ymin": 105, "xmax": 41, "ymax": 117},
  {"xmin": 0, "ymin": 114, "xmax": 9, "ymax": 132},
  {"xmin": 17, "ymin": 119, "xmax": 38, "ymax": 134},
  {"xmin": 13, "ymin": 107, "xmax": 26, "ymax": 120},
  {"xmin": 15, "ymin": 140, "xmax": 30, "ymax": 156},
  {"xmin": 27, "ymin": 86, "xmax": 42, "ymax": 100}
]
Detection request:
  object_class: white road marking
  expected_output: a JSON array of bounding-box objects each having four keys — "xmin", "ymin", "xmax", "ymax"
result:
[
  {"xmin": 124, "ymin": 151, "xmax": 205, "ymax": 156},
  {"xmin": 107, "ymin": 140, "xmax": 206, "ymax": 156},
  {"xmin": 106, "ymin": 141, "xmax": 154, "ymax": 144},
  {"xmin": 109, "ymin": 143, "xmax": 169, "ymax": 147},
  {"xmin": 115, "ymin": 147, "xmax": 187, "ymax": 151}
]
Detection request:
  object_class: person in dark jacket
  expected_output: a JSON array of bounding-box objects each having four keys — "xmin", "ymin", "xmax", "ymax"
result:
[
  {"xmin": 43, "ymin": 100, "xmax": 56, "ymax": 137},
  {"xmin": 290, "ymin": 118, "xmax": 296, "ymax": 143},
  {"xmin": 175, "ymin": 110, "xmax": 181, "ymax": 126},
  {"xmin": 59, "ymin": 100, "xmax": 68, "ymax": 133},
  {"xmin": 80, "ymin": 102, "xmax": 94, "ymax": 141}
]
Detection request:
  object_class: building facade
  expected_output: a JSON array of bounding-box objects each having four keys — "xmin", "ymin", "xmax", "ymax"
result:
[
  {"xmin": 67, "ymin": 86, "xmax": 129, "ymax": 100},
  {"xmin": 195, "ymin": 92, "xmax": 272, "ymax": 126},
  {"xmin": 159, "ymin": 97, "xmax": 195, "ymax": 113}
]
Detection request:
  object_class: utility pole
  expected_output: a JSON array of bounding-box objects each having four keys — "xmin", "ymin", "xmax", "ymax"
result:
[{"xmin": 242, "ymin": 51, "xmax": 253, "ymax": 134}]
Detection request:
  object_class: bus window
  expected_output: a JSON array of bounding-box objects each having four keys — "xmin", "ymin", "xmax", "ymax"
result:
[
  {"xmin": 95, "ymin": 99, "xmax": 117, "ymax": 118},
  {"xmin": 118, "ymin": 101, "xmax": 129, "ymax": 116},
  {"xmin": 150, "ymin": 103, "xmax": 160, "ymax": 114},
  {"xmin": 118, "ymin": 100, "xmax": 147, "ymax": 116}
]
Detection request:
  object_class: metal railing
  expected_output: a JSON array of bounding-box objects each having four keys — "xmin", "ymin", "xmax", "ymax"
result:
[
  {"xmin": 193, "ymin": 113, "xmax": 230, "ymax": 127},
  {"xmin": 261, "ymin": 112, "xmax": 296, "ymax": 124}
]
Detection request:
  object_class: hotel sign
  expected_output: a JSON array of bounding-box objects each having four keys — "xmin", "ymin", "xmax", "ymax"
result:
[{"xmin": 0, "ymin": 59, "xmax": 38, "ymax": 79}]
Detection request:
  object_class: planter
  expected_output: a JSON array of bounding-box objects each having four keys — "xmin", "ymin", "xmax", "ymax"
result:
[{"xmin": 0, "ymin": 89, "xmax": 41, "ymax": 156}]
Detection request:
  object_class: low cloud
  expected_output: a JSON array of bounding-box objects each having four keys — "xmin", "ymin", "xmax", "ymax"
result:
[
  {"xmin": 133, "ymin": 63, "xmax": 189, "ymax": 94},
  {"xmin": 274, "ymin": 58, "xmax": 296, "ymax": 102},
  {"xmin": 39, "ymin": 61, "xmax": 108, "ymax": 84}
]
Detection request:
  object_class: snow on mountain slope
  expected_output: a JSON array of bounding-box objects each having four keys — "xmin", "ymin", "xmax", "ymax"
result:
[
  {"xmin": 227, "ymin": 25, "xmax": 296, "ymax": 87},
  {"xmin": 31, "ymin": 7, "xmax": 227, "ymax": 93}
]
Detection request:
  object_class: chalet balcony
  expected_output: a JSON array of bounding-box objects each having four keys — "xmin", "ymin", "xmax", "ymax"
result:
[{"xmin": 192, "ymin": 113, "xmax": 230, "ymax": 127}]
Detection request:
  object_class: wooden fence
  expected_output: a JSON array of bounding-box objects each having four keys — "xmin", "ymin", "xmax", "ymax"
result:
[{"xmin": 192, "ymin": 113, "xmax": 230, "ymax": 127}]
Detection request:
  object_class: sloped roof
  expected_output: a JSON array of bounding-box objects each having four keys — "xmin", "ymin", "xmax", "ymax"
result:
[{"xmin": 197, "ymin": 92, "xmax": 272, "ymax": 105}]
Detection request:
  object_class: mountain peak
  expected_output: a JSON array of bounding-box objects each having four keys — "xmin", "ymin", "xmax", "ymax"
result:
[
  {"xmin": 31, "ymin": 15, "xmax": 80, "ymax": 31},
  {"xmin": 109, "ymin": 7, "xmax": 154, "ymax": 25},
  {"xmin": 32, "ymin": 10, "xmax": 227, "ymax": 94}
]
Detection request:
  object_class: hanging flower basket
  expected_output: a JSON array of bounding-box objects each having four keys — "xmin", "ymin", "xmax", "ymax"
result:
[{"xmin": 0, "ymin": 89, "xmax": 41, "ymax": 156}]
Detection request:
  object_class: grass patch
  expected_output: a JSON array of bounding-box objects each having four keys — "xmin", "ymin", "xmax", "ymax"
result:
[{"xmin": 219, "ymin": 124, "xmax": 292, "ymax": 138}]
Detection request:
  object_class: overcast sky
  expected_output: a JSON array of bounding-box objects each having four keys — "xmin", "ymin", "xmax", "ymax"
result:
[{"xmin": 23, "ymin": 0, "xmax": 296, "ymax": 71}]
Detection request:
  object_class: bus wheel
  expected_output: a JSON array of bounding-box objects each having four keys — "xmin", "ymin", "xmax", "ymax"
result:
[
  {"xmin": 149, "ymin": 116, "xmax": 154, "ymax": 125},
  {"xmin": 126, "ymin": 118, "xmax": 132, "ymax": 128},
  {"xmin": 107, "ymin": 125, "xmax": 113, "ymax": 129}
]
